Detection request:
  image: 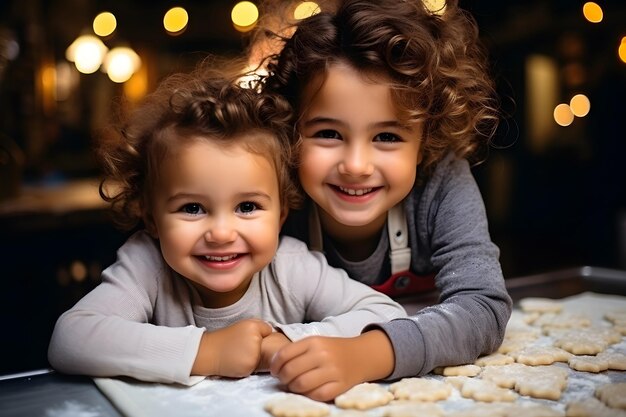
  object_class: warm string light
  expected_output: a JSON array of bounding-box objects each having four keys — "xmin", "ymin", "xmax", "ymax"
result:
[{"xmin": 553, "ymin": 94, "xmax": 591, "ymax": 127}]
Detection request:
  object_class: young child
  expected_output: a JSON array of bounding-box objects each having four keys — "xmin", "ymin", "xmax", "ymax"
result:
[
  {"xmin": 47, "ymin": 63, "xmax": 407, "ymax": 386},
  {"xmin": 259, "ymin": 0, "xmax": 513, "ymax": 401}
]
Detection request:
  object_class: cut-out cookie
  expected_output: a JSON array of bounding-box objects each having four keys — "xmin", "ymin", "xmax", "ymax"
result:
[
  {"xmin": 596, "ymin": 382, "xmax": 626, "ymax": 410},
  {"xmin": 381, "ymin": 402, "xmax": 444, "ymax": 417},
  {"xmin": 534, "ymin": 312, "xmax": 592, "ymax": 332},
  {"xmin": 597, "ymin": 351, "xmax": 626, "ymax": 370},
  {"xmin": 455, "ymin": 376, "xmax": 518, "ymax": 402},
  {"xmin": 508, "ymin": 345, "xmax": 573, "ymax": 365},
  {"xmin": 264, "ymin": 393, "xmax": 330, "ymax": 417},
  {"xmin": 550, "ymin": 328, "xmax": 621, "ymax": 355},
  {"xmin": 605, "ymin": 311, "xmax": 626, "ymax": 325},
  {"xmin": 519, "ymin": 297, "xmax": 564, "ymax": 314},
  {"xmin": 334, "ymin": 382, "xmax": 394, "ymax": 410},
  {"xmin": 497, "ymin": 338, "xmax": 533, "ymax": 354},
  {"xmin": 474, "ymin": 353, "xmax": 515, "ymax": 367},
  {"xmin": 433, "ymin": 364, "xmax": 481, "ymax": 377},
  {"xmin": 389, "ymin": 377, "xmax": 451, "ymax": 402},
  {"xmin": 566, "ymin": 397, "xmax": 626, "ymax": 417},
  {"xmin": 480, "ymin": 363, "xmax": 568, "ymax": 400},
  {"xmin": 568, "ymin": 355, "xmax": 610, "ymax": 373}
]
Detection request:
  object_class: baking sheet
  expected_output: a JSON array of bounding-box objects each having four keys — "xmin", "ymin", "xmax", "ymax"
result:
[{"xmin": 93, "ymin": 292, "xmax": 626, "ymax": 417}]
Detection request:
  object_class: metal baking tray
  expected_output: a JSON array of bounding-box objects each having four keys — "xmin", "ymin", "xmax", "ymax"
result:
[{"xmin": 400, "ymin": 266, "xmax": 626, "ymax": 315}]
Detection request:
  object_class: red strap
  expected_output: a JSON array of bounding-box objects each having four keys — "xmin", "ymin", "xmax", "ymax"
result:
[{"xmin": 371, "ymin": 271, "xmax": 436, "ymax": 297}]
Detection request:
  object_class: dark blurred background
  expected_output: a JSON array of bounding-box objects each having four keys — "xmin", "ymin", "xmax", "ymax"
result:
[{"xmin": 0, "ymin": 0, "xmax": 625, "ymax": 375}]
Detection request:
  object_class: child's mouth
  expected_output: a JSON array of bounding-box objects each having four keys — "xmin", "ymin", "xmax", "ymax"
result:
[
  {"xmin": 201, "ymin": 254, "xmax": 240, "ymax": 262},
  {"xmin": 336, "ymin": 185, "xmax": 375, "ymax": 196}
]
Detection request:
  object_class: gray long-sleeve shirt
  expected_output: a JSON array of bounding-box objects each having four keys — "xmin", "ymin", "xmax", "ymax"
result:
[
  {"xmin": 47, "ymin": 233, "xmax": 406, "ymax": 385},
  {"xmin": 281, "ymin": 153, "xmax": 513, "ymax": 379}
]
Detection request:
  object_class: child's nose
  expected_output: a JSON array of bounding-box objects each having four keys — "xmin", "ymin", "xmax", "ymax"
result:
[
  {"xmin": 338, "ymin": 144, "xmax": 374, "ymax": 177},
  {"xmin": 204, "ymin": 216, "xmax": 237, "ymax": 244}
]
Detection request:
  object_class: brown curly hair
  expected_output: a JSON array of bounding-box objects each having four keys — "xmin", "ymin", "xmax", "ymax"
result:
[
  {"xmin": 260, "ymin": 0, "xmax": 499, "ymax": 179},
  {"xmin": 96, "ymin": 59, "xmax": 300, "ymax": 230}
]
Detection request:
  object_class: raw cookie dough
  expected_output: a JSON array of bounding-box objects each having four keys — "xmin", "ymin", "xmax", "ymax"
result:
[
  {"xmin": 389, "ymin": 378, "xmax": 452, "ymax": 402},
  {"xmin": 568, "ymin": 355, "xmax": 610, "ymax": 373},
  {"xmin": 451, "ymin": 376, "xmax": 518, "ymax": 402},
  {"xmin": 567, "ymin": 397, "xmax": 626, "ymax": 417},
  {"xmin": 264, "ymin": 393, "xmax": 330, "ymax": 417},
  {"xmin": 508, "ymin": 345, "xmax": 573, "ymax": 365},
  {"xmin": 433, "ymin": 364, "xmax": 481, "ymax": 377},
  {"xmin": 474, "ymin": 353, "xmax": 515, "ymax": 367},
  {"xmin": 480, "ymin": 364, "xmax": 569, "ymax": 400},
  {"xmin": 596, "ymin": 382, "xmax": 626, "ymax": 410},
  {"xmin": 334, "ymin": 382, "xmax": 394, "ymax": 410},
  {"xmin": 598, "ymin": 351, "xmax": 626, "ymax": 370}
]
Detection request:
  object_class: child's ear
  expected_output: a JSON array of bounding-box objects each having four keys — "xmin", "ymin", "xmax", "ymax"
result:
[{"xmin": 279, "ymin": 206, "xmax": 290, "ymax": 227}]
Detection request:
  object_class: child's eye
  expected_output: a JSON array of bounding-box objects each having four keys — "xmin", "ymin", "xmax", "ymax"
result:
[
  {"xmin": 236, "ymin": 201, "xmax": 259, "ymax": 214},
  {"xmin": 374, "ymin": 132, "xmax": 402, "ymax": 143},
  {"xmin": 180, "ymin": 203, "xmax": 205, "ymax": 215},
  {"xmin": 313, "ymin": 129, "xmax": 341, "ymax": 139}
]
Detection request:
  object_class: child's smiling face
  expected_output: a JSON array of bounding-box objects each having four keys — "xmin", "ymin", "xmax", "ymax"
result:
[
  {"xmin": 148, "ymin": 136, "xmax": 283, "ymax": 308},
  {"xmin": 298, "ymin": 62, "xmax": 423, "ymax": 238}
]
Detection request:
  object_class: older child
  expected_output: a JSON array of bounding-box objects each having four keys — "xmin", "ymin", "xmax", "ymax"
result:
[
  {"xmin": 260, "ymin": 0, "xmax": 513, "ymax": 401},
  {"xmin": 47, "ymin": 63, "xmax": 406, "ymax": 386}
]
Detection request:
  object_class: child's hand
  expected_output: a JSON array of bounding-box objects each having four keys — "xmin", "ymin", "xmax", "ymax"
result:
[
  {"xmin": 269, "ymin": 330, "xmax": 395, "ymax": 402},
  {"xmin": 192, "ymin": 319, "xmax": 272, "ymax": 378},
  {"xmin": 257, "ymin": 331, "xmax": 291, "ymax": 373}
]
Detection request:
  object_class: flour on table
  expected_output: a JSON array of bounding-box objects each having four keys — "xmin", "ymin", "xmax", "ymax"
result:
[
  {"xmin": 334, "ymin": 382, "xmax": 394, "ymax": 410},
  {"xmin": 448, "ymin": 402, "xmax": 564, "ymax": 417},
  {"xmin": 264, "ymin": 393, "xmax": 330, "ymax": 417},
  {"xmin": 381, "ymin": 402, "xmax": 444, "ymax": 417}
]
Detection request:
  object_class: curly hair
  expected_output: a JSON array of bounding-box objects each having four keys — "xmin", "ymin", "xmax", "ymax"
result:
[
  {"xmin": 96, "ymin": 60, "xmax": 299, "ymax": 230},
  {"xmin": 260, "ymin": 0, "xmax": 499, "ymax": 179}
]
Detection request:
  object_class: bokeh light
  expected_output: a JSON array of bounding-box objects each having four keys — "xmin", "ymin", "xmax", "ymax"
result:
[
  {"xmin": 293, "ymin": 2, "xmax": 321, "ymax": 20},
  {"xmin": 232, "ymin": 1, "xmax": 259, "ymax": 32},
  {"xmin": 66, "ymin": 35, "xmax": 108, "ymax": 74},
  {"xmin": 103, "ymin": 47, "xmax": 141, "ymax": 83},
  {"xmin": 163, "ymin": 7, "xmax": 189, "ymax": 35},
  {"xmin": 569, "ymin": 94, "xmax": 590, "ymax": 117},
  {"xmin": 423, "ymin": 0, "xmax": 447, "ymax": 15},
  {"xmin": 93, "ymin": 12, "xmax": 117, "ymax": 37},
  {"xmin": 619, "ymin": 37, "xmax": 626, "ymax": 64},
  {"xmin": 554, "ymin": 103, "xmax": 574, "ymax": 126},
  {"xmin": 582, "ymin": 2, "xmax": 603, "ymax": 23}
]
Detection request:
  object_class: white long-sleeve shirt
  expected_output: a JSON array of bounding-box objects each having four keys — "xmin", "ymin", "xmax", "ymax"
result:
[{"xmin": 48, "ymin": 232, "xmax": 407, "ymax": 385}]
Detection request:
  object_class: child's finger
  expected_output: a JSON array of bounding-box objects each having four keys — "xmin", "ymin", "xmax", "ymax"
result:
[{"xmin": 269, "ymin": 341, "xmax": 314, "ymax": 381}]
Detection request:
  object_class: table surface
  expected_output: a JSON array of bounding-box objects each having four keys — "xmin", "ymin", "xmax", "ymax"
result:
[{"xmin": 3, "ymin": 267, "xmax": 626, "ymax": 417}]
